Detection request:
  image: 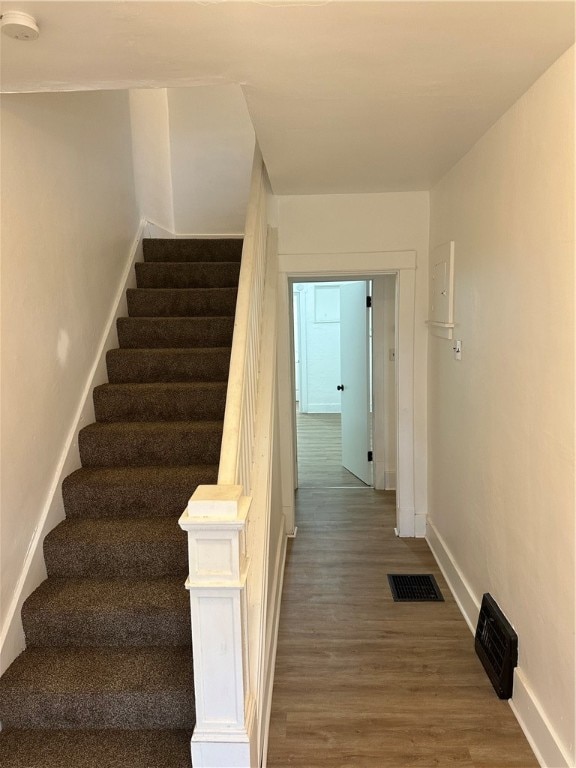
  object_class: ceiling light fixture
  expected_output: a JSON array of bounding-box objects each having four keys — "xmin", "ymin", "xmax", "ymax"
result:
[{"xmin": 1, "ymin": 11, "xmax": 40, "ymax": 41}]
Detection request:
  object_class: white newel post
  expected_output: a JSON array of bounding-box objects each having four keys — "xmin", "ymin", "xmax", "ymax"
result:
[{"xmin": 179, "ymin": 485, "xmax": 257, "ymax": 768}]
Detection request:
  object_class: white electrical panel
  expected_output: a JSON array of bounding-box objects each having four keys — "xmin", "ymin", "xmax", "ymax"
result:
[{"xmin": 428, "ymin": 241, "xmax": 455, "ymax": 339}]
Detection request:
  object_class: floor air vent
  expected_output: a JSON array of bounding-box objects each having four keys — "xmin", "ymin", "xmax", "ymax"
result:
[
  {"xmin": 475, "ymin": 593, "xmax": 518, "ymax": 699},
  {"xmin": 387, "ymin": 574, "xmax": 444, "ymax": 602}
]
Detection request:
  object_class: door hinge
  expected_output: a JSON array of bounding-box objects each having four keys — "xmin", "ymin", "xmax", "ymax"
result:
[
  {"xmin": 366, "ymin": 296, "xmax": 372, "ymax": 308},
  {"xmin": 367, "ymin": 450, "xmax": 373, "ymax": 462}
]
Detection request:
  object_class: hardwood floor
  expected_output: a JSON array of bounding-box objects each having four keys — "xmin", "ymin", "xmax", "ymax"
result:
[
  {"xmin": 296, "ymin": 412, "xmax": 367, "ymax": 488},
  {"xmin": 266, "ymin": 488, "xmax": 538, "ymax": 768}
]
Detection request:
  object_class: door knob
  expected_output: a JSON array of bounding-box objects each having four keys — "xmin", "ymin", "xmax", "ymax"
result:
[{"xmin": 337, "ymin": 385, "xmax": 344, "ymax": 391}]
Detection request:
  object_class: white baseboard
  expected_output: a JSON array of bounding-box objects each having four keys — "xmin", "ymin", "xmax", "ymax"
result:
[
  {"xmin": 510, "ymin": 670, "xmax": 572, "ymax": 768},
  {"xmin": 192, "ymin": 696, "xmax": 257, "ymax": 768},
  {"xmin": 0, "ymin": 219, "xmax": 146, "ymax": 675},
  {"xmin": 144, "ymin": 221, "xmax": 244, "ymax": 239},
  {"xmin": 425, "ymin": 519, "xmax": 481, "ymax": 634},
  {"xmin": 261, "ymin": 526, "xmax": 288, "ymax": 768},
  {"xmin": 426, "ymin": 518, "xmax": 573, "ymax": 768}
]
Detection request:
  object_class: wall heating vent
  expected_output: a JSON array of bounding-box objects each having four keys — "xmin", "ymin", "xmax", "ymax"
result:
[{"xmin": 475, "ymin": 593, "xmax": 518, "ymax": 699}]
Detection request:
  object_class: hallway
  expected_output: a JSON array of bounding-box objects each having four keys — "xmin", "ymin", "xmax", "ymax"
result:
[{"xmin": 266, "ymin": 488, "xmax": 538, "ymax": 767}]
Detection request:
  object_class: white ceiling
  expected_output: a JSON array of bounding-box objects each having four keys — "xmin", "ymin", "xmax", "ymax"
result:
[{"xmin": 1, "ymin": 1, "xmax": 574, "ymax": 193}]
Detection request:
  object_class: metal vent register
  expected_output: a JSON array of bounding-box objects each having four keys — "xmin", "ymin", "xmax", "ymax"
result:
[
  {"xmin": 387, "ymin": 574, "xmax": 444, "ymax": 602},
  {"xmin": 475, "ymin": 593, "xmax": 518, "ymax": 699}
]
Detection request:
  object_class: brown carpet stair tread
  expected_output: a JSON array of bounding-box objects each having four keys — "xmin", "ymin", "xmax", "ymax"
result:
[
  {"xmin": 117, "ymin": 316, "xmax": 235, "ymax": 348},
  {"xmin": 93, "ymin": 382, "xmax": 227, "ymax": 422},
  {"xmin": 106, "ymin": 346, "xmax": 232, "ymax": 383},
  {"xmin": 78, "ymin": 420, "xmax": 224, "ymax": 467},
  {"xmin": 62, "ymin": 465, "xmax": 218, "ymax": 518},
  {"xmin": 22, "ymin": 577, "xmax": 190, "ymax": 648},
  {"xmin": 0, "ymin": 647, "xmax": 194, "ymax": 730},
  {"xmin": 143, "ymin": 237, "xmax": 242, "ymax": 262},
  {"xmin": 135, "ymin": 261, "xmax": 240, "ymax": 289},
  {"xmin": 126, "ymin": 287, "xmax": 238, "ymax": 317},
  {"xmin": 44, "ymin": 517, "xmax": 187, "ymax": 578},
  {"xmin": 0, "ymin": 729, "xmax": 193, "ymax": 768},
  {"xmin": 1, "ymin": 646, "xmax": 192, "ymax": 693}
]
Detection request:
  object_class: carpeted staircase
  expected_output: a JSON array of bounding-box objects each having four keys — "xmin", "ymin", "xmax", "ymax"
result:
[{"xmin": 0, "ymin": 238, "xmax": 242, "ymax": 767}]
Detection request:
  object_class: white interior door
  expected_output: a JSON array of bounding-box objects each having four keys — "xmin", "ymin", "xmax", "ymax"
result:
[{"xmin": 339, "ymin": 281, "xmax": 372, "ymax": 485}]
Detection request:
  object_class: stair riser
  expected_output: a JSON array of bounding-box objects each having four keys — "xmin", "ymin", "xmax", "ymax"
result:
[
  {"xmin": 22, "ymin": 609, "xmax": 190, "ymax": 648},
  {"xmin": 136, "ymin": 262, "xmax": 240, "ymax": 289},
  {"xmin": 106, "ymin": 349, "xmax": 232, "ymax": 384},
  {"xmin": 44, "ymin": 540, "xmax": 187, "ymax": 579},
  {"xmin": 0, "ymin": 692, "xmax": 194, "ymax": 730},
  {"xmin": 93, "ymin": 385, "xmax": 227, "ymax": 422},
  {"xmin": 62, "ymin": 468, "xmax": 218, "ymax": 519},
  {"xmin": 117, "ymin": 317, "xmax": 234, "ymax": 349},
  {"xmin": 143, "ymin": 238, "xmax": 242, "ymax": 263},
  {"xmin": 78, "ymin": 425, "xmax": 222, "ymax": 467},
  {"xmin": 127, "ymin": 288, "xmax": 237, "ymax": 317}
]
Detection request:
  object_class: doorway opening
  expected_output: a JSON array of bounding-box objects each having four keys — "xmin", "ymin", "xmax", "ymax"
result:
[
  {"xmin": 276, "ymin": 250, "xmax": 418, "ymax": 537},
  {"xmin": 291, "ymin": 277, "xmax": 397, "ymax": 491}
]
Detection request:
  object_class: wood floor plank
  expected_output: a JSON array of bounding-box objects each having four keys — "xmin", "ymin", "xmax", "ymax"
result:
[
  {"xmin": 296, "ymin": 412, "xmax": 368, "ymax": 487},
  {"xmin": 266, "ymin": 488, "xmax": 538, "ymax": 768}
]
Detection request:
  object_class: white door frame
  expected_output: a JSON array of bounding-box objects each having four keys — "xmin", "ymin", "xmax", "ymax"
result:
[
  {"xmin": 293, "ymin": 287, "xmax": 308, "ymax": 412},
  {"xmin": 276, "ymin": 250, "xmax": 417, "ymax": 538}
]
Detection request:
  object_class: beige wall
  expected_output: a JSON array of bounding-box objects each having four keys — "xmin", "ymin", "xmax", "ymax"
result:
[
  {"xmin": 130, "ymin": 85, "xmax": 255, "ymax": 235},
  {"xmin": 428, "ymin": 47, "xmax": 574, "ymax": 764},
  {"xmin": 1, "ymin": 90, "xmax": 138, "ymax": 668},
  {"xmin": 278, "ymin": 192, "xmax": 429, "ymax": 517},
  {"xmin": 129, "ymin": 89, "xmax": 175, "ymax": 232},
  {"xmin": 168, "ymin": 86, "xmax": 255, "ymax": 234}
]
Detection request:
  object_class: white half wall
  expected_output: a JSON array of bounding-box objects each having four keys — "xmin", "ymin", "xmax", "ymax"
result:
[
  {"xmin": 428, "ymin": 47, "xmax": 574, "ymax": 767},
  {"xmin": 0, "ymin": 90, "xmax": 139, "ymax": 672},
  {"xmin": 278, "ymin": 192, "xmax": 429, "ymax": 517}
]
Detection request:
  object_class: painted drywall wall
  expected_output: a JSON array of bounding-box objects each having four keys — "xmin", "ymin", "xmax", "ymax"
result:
[
  {"xmin": 129, "ymin": 89, "xmax": 175, "ymax": 232},
  {"xmin": 1, "ymin": 90, "xmax": 139, "ymax": 667},
  {"xmin": 294, "ymin": 282, "xmax": 342, "ymax": 414},
  {"xmin": 168, "ymin": 86, "xmax": 255, "ymax": 234},
  {"xmin": 278, "ymin": 192, "xmax": 429, "ymax": 514},
  {"xmin": 129, "ymin": 85, "xmax": 255, "ymax": 235},
  {"xmin": 428, "ymin": 47, "xmax": 574, "ymax": 765}
]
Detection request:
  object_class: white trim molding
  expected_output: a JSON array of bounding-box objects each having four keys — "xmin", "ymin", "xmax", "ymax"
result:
[
  {"xmin": 260, "ymin": 523, "xmax": 288, "ymax": 768},
  {"xmin": 144, "ymin": 220, "xmax": 244, "ymax": 240},
  {"xmin": 426, "ymin": 518, "xmax": 479, "ymax": 633}
]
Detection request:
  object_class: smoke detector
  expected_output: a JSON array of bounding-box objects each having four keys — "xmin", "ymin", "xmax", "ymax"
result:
[{"xmin": 1, "ymin": 11, "xmax": 40, "ymax": 40}]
